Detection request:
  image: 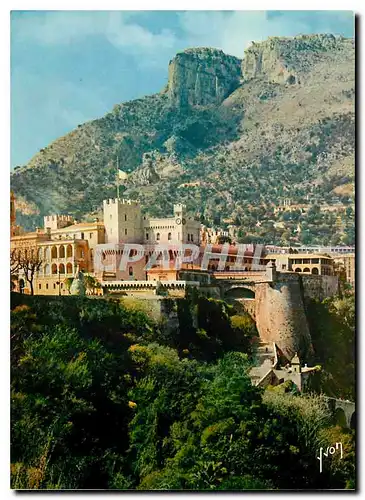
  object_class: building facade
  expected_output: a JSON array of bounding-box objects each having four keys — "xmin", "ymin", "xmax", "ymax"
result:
[{"xmin": 265, "ymin": 253, "xmax": 334, "ymax": 276}]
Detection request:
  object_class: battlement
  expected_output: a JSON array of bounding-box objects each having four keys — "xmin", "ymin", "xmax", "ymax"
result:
[
  {"xmin": 103, "ymin": 198, "xmax": 140, "ymax": 206},
  {"xmin": 174, "ymin": 203, "xmax": 186, "ymax": 213},
  {"xmin": 44, "ymin": 214, "xmax": 74, "ymax": 230}
]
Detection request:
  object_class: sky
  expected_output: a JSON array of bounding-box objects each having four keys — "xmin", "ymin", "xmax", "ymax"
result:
[{"xmin": 10, "ymin": 10, "xmax": 354, "ymax": 169}]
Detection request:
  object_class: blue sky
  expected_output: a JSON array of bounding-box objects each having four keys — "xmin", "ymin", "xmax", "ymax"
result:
[{"xmin": 10, "ymin": 10, "xmax": 354, "ymax": 168}]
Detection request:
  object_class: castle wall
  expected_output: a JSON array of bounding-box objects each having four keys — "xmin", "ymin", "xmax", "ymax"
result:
[
  {"xmin": 255, "ymin": 274, "xmax": 312, "ymax": 360},
  {"xmin": 300, "ymin": 274, "xmax": 339, "ymax": 300}
]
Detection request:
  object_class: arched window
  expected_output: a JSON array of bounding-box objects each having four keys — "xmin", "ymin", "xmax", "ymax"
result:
[
  {"xmin": 156, "ymin": 233, "xmax": 160, "ymax": 241},
  {"xmin": 51, "ymin": 246, "xmax": 57, "ymax": 259},
  {"xmin": 312, "ymin": 267, "xmax": 319, "ymax": 275},
  {"xmin": 295, "ymin": 268, "xmax": 301, "ymax": 273},
  {"xmin": 44, "ymin": 247, "xmax": 51, "ymax": 261},
  {"xmin": 303, "ymin": 267, "xmax": 310, "ymax": 273},
  {"xmin": 168, "ymin": 232, "xmax": 172, "ymax": 240},
  {"xmin": 59, "ymin": 263, "xmax": 65, "ymax": 274},
  {"xmin": 44, "ymin": 264, "xmax": 50, "ymax": 276},
  {"xmin": 66, "ymin": 245, "xmax": 73, "ymax": 258},
  {"xmin": 51, "ymin": 263, "xmax": 57, "ymax": 274},
  {"xmin": 66, "ymin": 263, "xmax": 73, "ymax": 275},
  {"xmin": 129, "ymin": 266, "xmax": 133, "ymax": 277},
  {"xmin": 59, "ymin": 245, "xmax": 65, "ymax": 258}
]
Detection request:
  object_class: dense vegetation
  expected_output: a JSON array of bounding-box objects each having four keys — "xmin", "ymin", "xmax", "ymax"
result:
[
  {"xmin": 305, "ymin": 291, "xmax": 355, "ymax": 400},
  {"xmin": 11, "ymin": 292, "xmax": 355, "ymax": 490}
]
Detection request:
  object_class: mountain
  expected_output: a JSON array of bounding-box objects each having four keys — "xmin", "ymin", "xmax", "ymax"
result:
[{"xmin": 11, "ymin": 35, "xmax": 355, "ymax": 245}]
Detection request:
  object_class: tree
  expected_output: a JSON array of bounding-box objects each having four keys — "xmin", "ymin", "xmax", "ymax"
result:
[
  {"xmin": 10, "ymin": 248, "xmax": 21, "ymax": 276},
  {"xmin": 83, "ymin": 274, "xmax": 101, "ymax": 295},
  {"xmin": 64, "ymin": 277, "xmax": 74, "ymax": 295},
  {"xmin": 11, "ymin": 241, "xmax": 42, "ymax": 295}
]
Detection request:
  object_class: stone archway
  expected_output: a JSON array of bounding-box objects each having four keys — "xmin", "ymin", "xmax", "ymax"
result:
[{"xmin": 224, "ymin": 287, "xmax": 255, "ymax": 299}]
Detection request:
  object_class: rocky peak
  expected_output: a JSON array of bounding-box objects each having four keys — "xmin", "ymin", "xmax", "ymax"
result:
[
  {"xmin": 242, "ymin": 34, "xmax": 353, "ymax": 84},
  {"xmin": 167, "ymin": 47, "xmax": 241, "ymax": 108}
]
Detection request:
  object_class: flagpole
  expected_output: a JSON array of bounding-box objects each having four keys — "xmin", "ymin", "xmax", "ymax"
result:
[{"xmin": 116, "ymin": 155, "xmax": 120, "ymax": 199}]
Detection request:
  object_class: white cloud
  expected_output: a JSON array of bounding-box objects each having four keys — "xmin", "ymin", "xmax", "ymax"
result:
[
  {"xmin": 12, "ymin": 11, "xmax": 177, "ymax": 53},
  {"xmin": 179, "ymin": 10, "xmax": 354, "ymax": 58}
]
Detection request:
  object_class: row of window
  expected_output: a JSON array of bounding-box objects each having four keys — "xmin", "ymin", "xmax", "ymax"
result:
[
  {"xmin": 38, "ymin": 282, "xmax": 64, "ymax": 290},
  {"xmin": 294, "ymin": 267, "xmax": 320, "ymax": 275},
  {"xmin": 291, "ymin": 258, "xmax": 321, "ymax": 264},
  {"xmin": 38, "ymin": 246, "xmax": 87, "ymax": 260},
  {"xmin": 40, "ymin": 263, "xmax": 74, "ymax": 275}
]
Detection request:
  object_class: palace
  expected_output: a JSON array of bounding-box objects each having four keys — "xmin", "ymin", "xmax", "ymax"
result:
[
  {"xmin": 11, "ymin": 195, "xmax": 201, "ymax": 295},
  {"xmin": 11, "ymin": 192, "xmax": 345, "ymax": 296}
]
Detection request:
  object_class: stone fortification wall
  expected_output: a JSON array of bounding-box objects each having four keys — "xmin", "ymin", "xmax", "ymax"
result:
[
  {"xmin": 255, "ymin": 273, "xmax": 312, "ymax": 360},
  {"xmin": 300, "ymin": 274, "xmax": 339, "ymax": 300}
]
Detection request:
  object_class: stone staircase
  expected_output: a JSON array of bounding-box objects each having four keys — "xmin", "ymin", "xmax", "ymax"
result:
[
  {"xmin": 249, "ymin": 341, "xmax": 277, "ymax": 386},
  {"xmin": 255, "ymin": 341, "xmax": 275, "ymax": 365}
]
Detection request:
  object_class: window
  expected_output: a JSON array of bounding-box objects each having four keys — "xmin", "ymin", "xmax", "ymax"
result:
[
  {"xmin": 312, "ymin": 258, "xmax": 319, "ymax": 264},
  {"xmin": 125, "ymin": 214, "xmax": 127, "ymax": 221},
  {"xmin": 38, "ymin": 284, "xmax": 42, "ymax": 290},
  {"xmin": 53, "ymin": 283, "xmax": 56, "ymax": 289},
  {"xmin": 61, "ymin": 283, "xmax": 63, "ymax": 289},
  {"xmin": 46, "ymin": 283, "xmax": 49, "ymax": 290},
  {"xmin": 129, "ymin": 266, "xmax": 133, "ymax": 276},
  {"xmin": 168, "ymin": 232, "xmax": 172, "ymax": 240},
  {"xmin": 81, "ymin": 232, "xmax": 84, "ymax": 239},
  {"xmin": 146, "ymin": 233, "xmax": 149, "ymax": 240},
  {"xmin": 110, "ymin": 214, "xmax": 112, "ymax": 220},
  {"xmin": 188, "ymin": 234, "xmax": 190, "ymax": 241},
  {"xmin": 191, "ymin": 234, "xmax": 194, "ymax": 242},
  {"xmin": 156, "ymin": 233, "xmax": 160, "ymax": 241},
  {"xmin": 303, "ymin": 259, "xmax": 310, "ymax": 264},
  {"xmin": 125, "ymin": 229, "xmax": 128, "ymax": 235},
  {"xmin": 282, "ymin": 264, "xmax": 287, "ymax": 270},
  {"xmin": 89, "ymin": 233, "xmax": 93, "ymax": 239}
]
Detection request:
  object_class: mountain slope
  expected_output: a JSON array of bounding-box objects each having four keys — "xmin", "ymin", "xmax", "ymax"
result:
[{"xmin": 11, "ymin": 35, "xmax": 355, "ymax": 245}]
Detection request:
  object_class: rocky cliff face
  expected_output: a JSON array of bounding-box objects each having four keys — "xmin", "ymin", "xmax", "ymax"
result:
[
  {"xmin": 167, "ymin": 47, "xmax": 241, "ymax": 107},
  {"xmin": 242, "ymin": 34, "xmax": 354, "ymax": 84},
  {"xmin": 11, "ymin": 36, "xmax": 355, "ymax": 244}
]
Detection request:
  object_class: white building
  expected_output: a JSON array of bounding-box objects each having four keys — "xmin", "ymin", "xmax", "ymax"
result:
[{"xmin": 103, "ymin": 199, "xmax": 201, "ymax": 245}]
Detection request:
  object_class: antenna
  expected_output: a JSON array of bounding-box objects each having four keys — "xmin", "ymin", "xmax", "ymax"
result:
[{"xmin": 116, "ymin": 156, "xmax": 120, "ymax": 199}]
